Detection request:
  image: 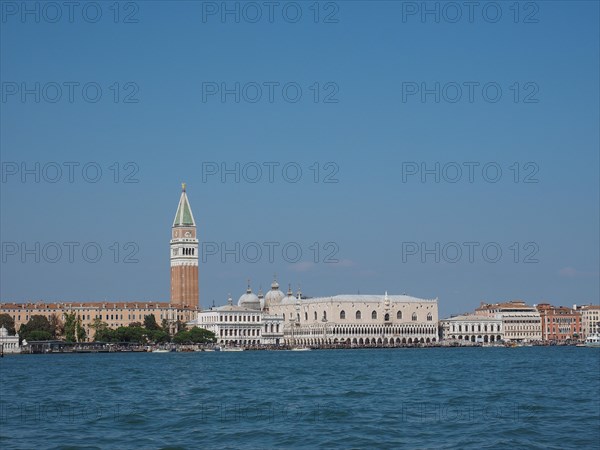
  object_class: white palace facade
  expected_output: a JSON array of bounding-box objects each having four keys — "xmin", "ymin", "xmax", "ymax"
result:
[
  {"xmin": 192, "ymin": 278, "xmax": 439, "ymax": 347},
  {"xmin": 273, "ymin": 289, "xmax": 439, "ymax": 346}
]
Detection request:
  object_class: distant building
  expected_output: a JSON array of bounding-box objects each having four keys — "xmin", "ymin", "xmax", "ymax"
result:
[
  {"xmin": 0, "ymin": 302, "xmax": 196, "ymax": 340},
  {"xmin": 575, "ymin": 304, "xmax": 600, "ymax": 338},
  {"xmin": 536, "ymin": 303, "xmax": 581, "ymax": 342},
  {"xmin": 440, "ymin": 315, "xmax": 503, "ymax": 343},
  {"xmin": 475, "ymin": 301, "xmax": 542, "ymax": 342},
  {"xmin": 191, "ymin": 291, "xmax": 284, "ymax": 347},
  {"xmin": 271, "ymin": 288, "xmax": 439, "ymax": 346},
  {"xmin": 0, "ymin": 326, "xmax": 20, "ymax": 354},
  {"xmin": 192, "ymin": 279, "xmax": 439, "ymax": 347}
]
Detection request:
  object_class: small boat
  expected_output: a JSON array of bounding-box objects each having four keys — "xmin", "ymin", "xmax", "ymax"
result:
[
  {"xmin": 584, "ymin": 334, "xmax": 600, "ymax": 347},
  {"xmin": 290, "ymin": 347, "xmax": 311, "ymax": 351},
  {"xmin": 152, "ymin": 349, "xmax": 170, "ymax": 353},
  {"xmin": 215, "ymin": 346, "xmax": 244, "ymax": 352}
]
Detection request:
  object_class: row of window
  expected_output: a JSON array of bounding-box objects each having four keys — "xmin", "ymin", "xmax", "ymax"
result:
[
  {"xmin": 12, "ymin": 313, "xmax": 185, "ymax": 323},
  {"xmin": 219, "ymin": 315, "xmax": 259, "ymax": 322},
  {"xmin": 285, "ymin": 310, "xmax": 433, "ymax": 322},
  {"xmin": 547, "ymin": 318, "xmax": 579, "ymax": 323},
  {"xmin": 451, "ymin": 324, "xmax": 500, "ymax": 333},
  {"xmin": 504, "ymin": 320, "xmax": 541, "ymax": 324},
  {"xmin": 220, "ymin": 329, "xmax": 259, "ymax": 337}
]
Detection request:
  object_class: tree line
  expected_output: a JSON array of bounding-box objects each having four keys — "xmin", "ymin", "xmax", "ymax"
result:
[{"xmin": 0, "ymin": 313, "xmax": 216, "ymax": 345}]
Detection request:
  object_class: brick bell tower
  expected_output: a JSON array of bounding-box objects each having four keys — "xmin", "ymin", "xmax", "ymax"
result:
[{"xmin": 170, "ymin": 183, "xmax": 199, "ymax": 309}]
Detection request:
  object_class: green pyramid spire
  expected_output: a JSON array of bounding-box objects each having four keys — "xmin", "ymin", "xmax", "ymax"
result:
[{"xmin": 173, "ymin": 183, "xmax": 196, "ymax": 227}]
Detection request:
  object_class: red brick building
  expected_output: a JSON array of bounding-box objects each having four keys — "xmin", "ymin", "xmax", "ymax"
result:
[{"xmin": 536, "ymin": 303, "xmax": 582, "ymax": 342}]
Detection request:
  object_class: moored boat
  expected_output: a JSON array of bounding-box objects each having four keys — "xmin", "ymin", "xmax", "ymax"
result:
[
  {"xmin": 584, "ymin": 334, "xmax": 600, "ymax": 347},
  {"xmin": 215, "ymin": 346, "xmax": 244, "ymax": 352}
]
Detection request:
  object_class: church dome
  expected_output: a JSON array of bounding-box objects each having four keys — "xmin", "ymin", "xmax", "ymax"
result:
[
  {"xmin": 238, "ymin": 283, "xmax": 261, "ymax": 309},
  {"xmin": 281, "ymin": 285, "xmax": 297, "ymax": 305},
  {"xmin": 264, "ymin": 277, "xmax": 285, "ymax": 308}
]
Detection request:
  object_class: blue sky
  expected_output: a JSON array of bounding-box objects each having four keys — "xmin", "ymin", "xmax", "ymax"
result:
[{"xmin": 1, "ymin": 1, "xmax": 598, "ymax": 317}]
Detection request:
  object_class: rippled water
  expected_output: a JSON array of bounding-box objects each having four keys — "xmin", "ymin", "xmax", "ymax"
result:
[{"xmin": 1, "ymin": 348, "xmax": 599, "ymax": 449}]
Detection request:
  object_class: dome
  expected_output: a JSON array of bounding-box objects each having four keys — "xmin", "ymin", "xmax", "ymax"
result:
[
  {"xmin": 281, "ymin": 285, "xmax": 297, "ymax": 305},
  {"xmin": 238, "ymin": 283, "xmax": 261, "ymax": 310},
  {"xmin": 264, "ymin": 277, "xmax": 285, "ymax": 308}
]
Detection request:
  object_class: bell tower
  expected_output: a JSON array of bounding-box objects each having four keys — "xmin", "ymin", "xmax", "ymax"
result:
[{"xmin": 170, "ymin": 183, "xmax": 199, "ymax": 309}]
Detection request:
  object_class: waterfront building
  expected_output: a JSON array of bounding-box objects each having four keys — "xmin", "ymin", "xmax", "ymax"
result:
[
  {"xmin": 575, "ymin": 304, "xmax": 600, "ymax": 339},
  {"xmin": 192, "ymin": 280, "xmax": 438, "ymax": 347},
  {"xmin": 536, "ymin": 303, "xmax": 582, "ymax": 342},
  {"xmin": 271, "ymin": 289, "xmax": 439, "ymax": 346},
  {"xmin": 0, "ymin": 326, "xmax": 20, "ymax": 354},
  {"xmin": 191, "ymin": 290, "xmax": 284, "ymax": 347},
  {"xmin": 475, "ymin": 301, "xmax": 542, "ymax": 342},
  {"xmin": 439, "ymin": 314, "xmax": 503, "ymax": 343},
  {"xmin": 0, "ymin": 301, "xmax": 197, "ymax": 340}
]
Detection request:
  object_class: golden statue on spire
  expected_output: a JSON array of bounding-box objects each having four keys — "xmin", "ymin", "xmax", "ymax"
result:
[{"xmin": 182, "ymin": 182, "xmax": 186, "ymax": 192}]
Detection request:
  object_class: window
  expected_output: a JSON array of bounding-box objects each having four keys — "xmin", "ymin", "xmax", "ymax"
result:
[
  {"xmin": 372, "ymin": 311, "xmax": 377, "ymax": 320},
  {"xmin": 356, "ymin": 310, "xmax": 362, "ymax": 320},
  {"xmin": 340, "ymin": 310, "xmax": 346, "ymax": 320},
  {"xmin": 397, "ymin": 311, "xmax": 402, "ymax": 320},
  {"xmin": 412, "ymin": 313, "xmax": 417, "ymax": 321},
  {"xmin": 314, "ymin": 311, "xmax": 317, "ymax": 320},
  {"xmin": 323, "ymin": 311, "xmax": 327, "ymax": 321},
  {"xmin": 305, "ymin": 312, "xmax": 308, "ymax": 321},
  {"xmin": 427, "ymin": 313, "xmax": 432, "ymax": 321},
  {"xmin": 384, "ymin": 313, "xmax": 390, "ymax": 321}
]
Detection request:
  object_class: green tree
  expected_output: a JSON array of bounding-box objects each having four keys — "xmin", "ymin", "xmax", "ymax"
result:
[
  {"xmin": 94, "ymin": 327, "xmax": 116, "ymax": 342},
  {"xmin": 20, "ymin": 315, "xmax": 54, "ymax": 342},
  {"xmin": 0, "ymin": 313, "xmax": 16, "ymax": 335},
  {"xmin": 144, "ymin": 314, "xmax": 160, "ymax": 331},
  {"xmin": 27, "ymin": 330, "xmax": 53, "ymax": 341},
  {"xmin": 148, "ymin": 329, "xmax": 170, "ymax": 344},
  {"xmin": 173, "ymin": 330, "xmax": 190, "ymax": 344},
  {"xmin": 64, "ymin": 313, "xmax": 77, "ymax": 342},
  {"xmin": 48, "ymin": 314, "xmax": 64, "ymax": 338},
  {"xmin": 188, "ymin": 327, "xmax": 216, "ymax": 344},
  {"xmin": 90, "ymin": 318, "xmax": 111, "ymax": 342},
  {"xmin": 76, "ymin": 317, "xmax": 87, "ymax": 342},
  {"xmin": 172, "ymin": 327, "xmax": 215, "ymax": 344},
  {"xmin": 115, "ymin": 326, "xmax": 147, "ymax": 344}
]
